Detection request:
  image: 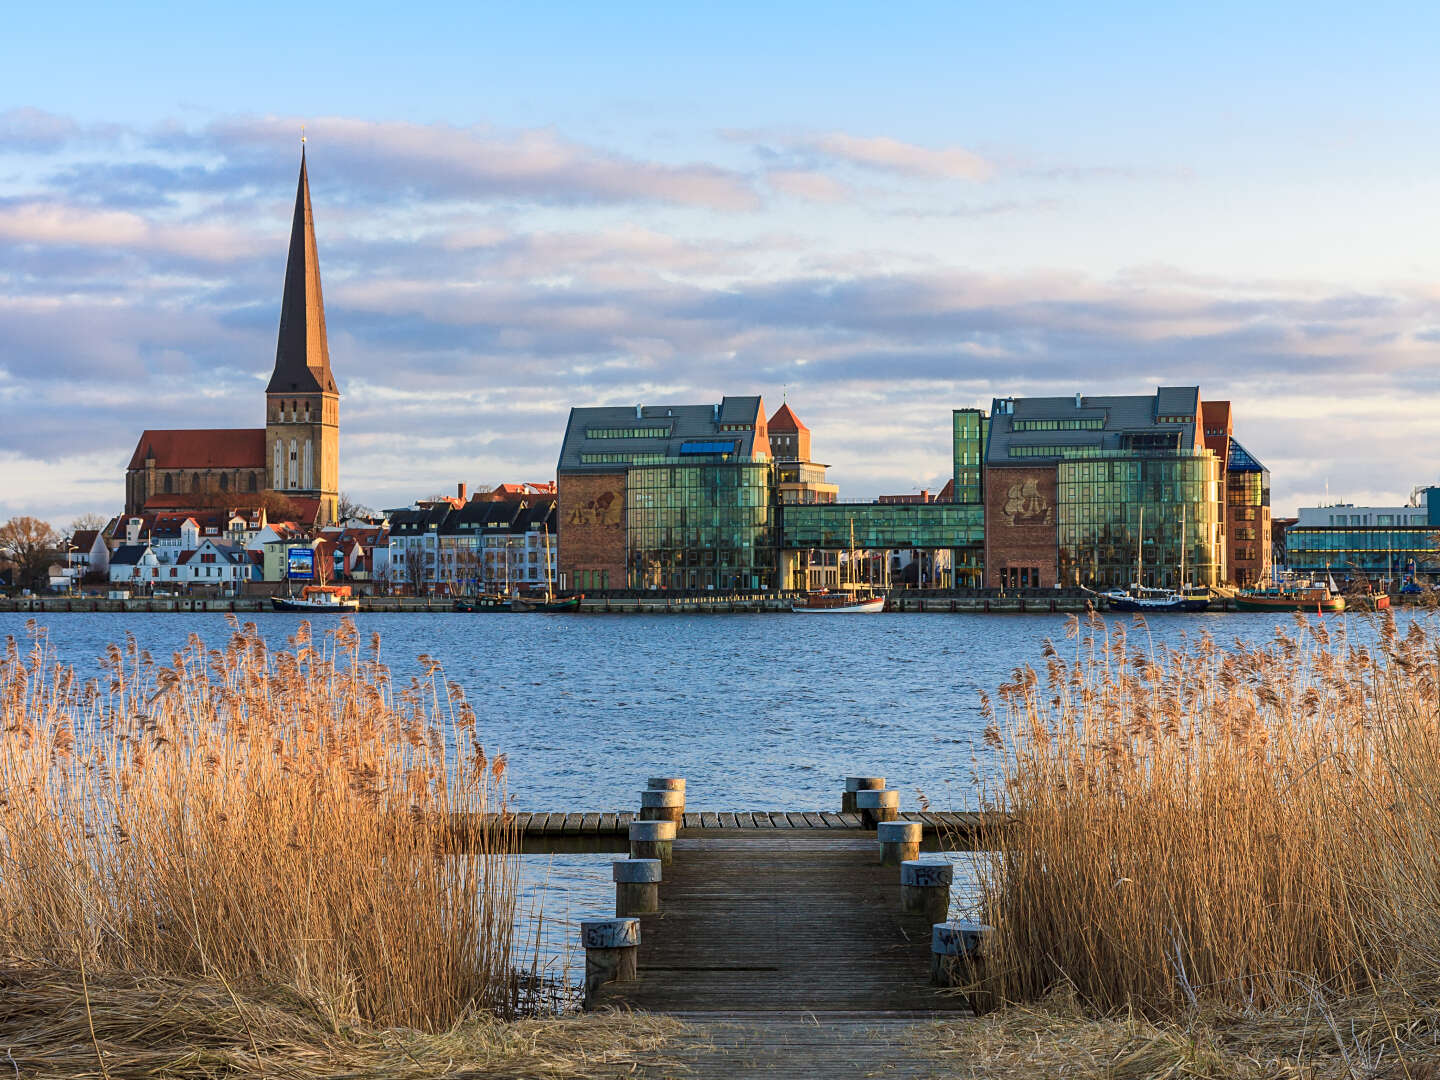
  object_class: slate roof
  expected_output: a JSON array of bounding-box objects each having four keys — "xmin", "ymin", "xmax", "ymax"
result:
[
  {"xmin": 986, "ymin": 386, "xmax": 1203, "ymax": 466},
  {"xmin": 110, "ymin": 544, "xmax": 152, "ymax": 567},
  {"xmin": 557, "ymin": 396, "xmax": 766, "ymax": 473},
  {"xmin": 127, "ymin": 429, "xmax": 266, "ymax": 471},
  {"xmin": 267, "ymin": 150, "xmax": 337, "ymax": 396}
]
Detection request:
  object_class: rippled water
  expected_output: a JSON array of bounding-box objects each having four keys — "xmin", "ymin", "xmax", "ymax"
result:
[{"xmin": 0, "ymin": 609, "xmax": 1416, "ymax": 810}]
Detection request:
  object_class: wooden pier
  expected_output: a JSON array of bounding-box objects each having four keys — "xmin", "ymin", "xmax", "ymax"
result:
[{"xmin": 561, "ymin": 778, "xmax": 994, "ymax": 1078}]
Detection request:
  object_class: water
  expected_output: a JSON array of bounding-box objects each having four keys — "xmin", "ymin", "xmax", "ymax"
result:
[{"xmin": 3, "ymin": 608, "xmax": 1416, "ymax": 998}]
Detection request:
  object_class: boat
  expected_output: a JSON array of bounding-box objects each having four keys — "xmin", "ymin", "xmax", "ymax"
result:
[
  {"xmin": 1235, "ymin": 575, "xmax": 1345, "ymax": 613},
  {"xmin": 793, "ymin": 519, "xmax": 887, "ymax": 613},
  {"xmin": 1098, "ymin": 507, "xmax": 1211, "ymax": 613},
  {"xmin": 271, "ymin": 584, "xmax": 360, "ymax": 612},
  {"xmin": 453, "ymin": 593, "xmax": 511, "ymax": 612},
  {"xmin": 509, "ymin": 525, "xmax": 582, "ymax": 613}
]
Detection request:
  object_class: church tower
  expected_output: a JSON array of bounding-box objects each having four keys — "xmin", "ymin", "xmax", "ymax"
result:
[{"xmin": 265, "ymin": 148, "xmax": 340, "ymax": 525}]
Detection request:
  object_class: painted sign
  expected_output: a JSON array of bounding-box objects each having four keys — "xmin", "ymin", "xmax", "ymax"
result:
[{"xmin": 287, "ymin": 546, "xmax": 315, "ymax": 580}]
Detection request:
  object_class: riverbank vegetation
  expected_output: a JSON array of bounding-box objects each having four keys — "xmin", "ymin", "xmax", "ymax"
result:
[
  {"xmin": 965, "ymin": 610, "xmax": 1440, "ymax": 1072},
  {"xmin": 0, "ymin": 617, "xmax": 662, "ymax": 1075}
]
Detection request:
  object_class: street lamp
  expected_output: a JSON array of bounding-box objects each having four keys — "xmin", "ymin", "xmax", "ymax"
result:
[{"xmin": 66, "ymin": 543, "xmax": 78, "ymax": 596}]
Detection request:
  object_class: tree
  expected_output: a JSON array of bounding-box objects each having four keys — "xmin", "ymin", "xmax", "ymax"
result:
[
  {"xmin": 69, "ymin": 512, "xmax": 108, "ymax": 535},
  {"xmin": 0, "ymin": 517, "xmax": 61, "ymax": 591},
  {"xmin": 403, "ymin": 546, "xmax": 427, "ymax": 596},
  {"xmin": 336, "ymin": 492, "xmax": 374, "ymax": 523}
]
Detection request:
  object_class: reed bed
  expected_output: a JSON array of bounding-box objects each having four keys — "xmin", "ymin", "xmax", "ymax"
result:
[
  {"xmin": 973, "ymin": 610, "xmax": 1440, "ymax": 1024},
  {"xmin": 0, "ymin": 616, "xmax": 519, "ymax": 1033}
]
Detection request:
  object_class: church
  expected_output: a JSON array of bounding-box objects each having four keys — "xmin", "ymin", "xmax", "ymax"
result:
[{"xmin": 124, "ymin": 151, "xmax": 340, "ymax": 526}]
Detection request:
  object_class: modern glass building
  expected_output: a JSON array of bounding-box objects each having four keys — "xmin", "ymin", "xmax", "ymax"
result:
[
  {"xmin": 626, "ymin": 461, "xmax": 774, "ymax": 590},
  {"xmin": 1055, "ymin": 449, "xmax": 1223, "ymax": 588},
  {"xmin": 1225, "ymin": 438, "xmax": 1271, "ymax": 585},
  {"xmin": 1285, "ymin": 526, "xmax": 1440, "ymax": 577},
  {"xmin": 952, "ymin": 409, "xmax": 987, "ymax": 505},
  {"xmin": 779, "ymin": 502, "xmax": 985, "ymax": 587}
]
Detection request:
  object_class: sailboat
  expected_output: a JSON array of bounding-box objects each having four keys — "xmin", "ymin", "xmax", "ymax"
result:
[
  {"xmin": 510, "ymin": 525, "xmax": 583, "ymax": 612},
  {"xmin": 792, "ymin": 519, "xmax": 887, "ymax": 613},
  {"xmin": 1100, "ymin": 507, "xmax": 1207, "ymax": 613}
]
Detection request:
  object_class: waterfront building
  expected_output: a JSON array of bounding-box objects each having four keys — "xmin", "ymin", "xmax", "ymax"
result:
[
  {"xmin": 124, "ymin": 151, "xmax": 341, "ymax": 526},
  {"xmin": 556, "ymin": 398, "xmax": 775, "ymax": 592},
  {"xmin": 984, "ymin": 387, "xmax": 1226, "ymax": 590},
  {"xmin": 385, "ymin": 495, "xmax": 556, "ymax": 594},
  {"xmin": 768, "ymin": 403, "xmax": 839, "ymax": 589},
  {"xmin": 1202, "ymin": 400, "xmax": 1273, "ymax": 586},
  {"xmin": 1286, "ymin": 490, "xmax": 1440, "ymax": 579}
]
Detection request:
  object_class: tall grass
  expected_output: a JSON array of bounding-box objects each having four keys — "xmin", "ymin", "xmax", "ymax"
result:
[
  {"xmin": 0, "ymin": 617, "xmax": 518, "ymax": 1031},
  {"xmin": 976, "ymin": 610, "xmax": 1440, "ymax": 1016}
]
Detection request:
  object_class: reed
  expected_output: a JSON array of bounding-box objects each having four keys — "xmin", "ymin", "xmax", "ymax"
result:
[
  {"xmin": 0, "ymin": 616, "xmax": 518, "ymax": 1031},
  {"xmin": 974, "ymin": 610, "xmax": 1440, "ymax": 1017}
]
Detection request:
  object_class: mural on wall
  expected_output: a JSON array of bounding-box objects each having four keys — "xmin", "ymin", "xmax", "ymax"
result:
[
  {"xmin": 567, "ymin": 490, "xmax": 621, "ymax": 528},
  {"xmin": 1002, "ymin": 479, "xmax": 1052, "ymax": 526}
]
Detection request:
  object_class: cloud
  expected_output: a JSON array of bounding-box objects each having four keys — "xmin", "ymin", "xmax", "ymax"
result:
[
  {"xmin": 766, "ymin": 169, "xmax": 851, "ymax": 203},
  {"xmin": 732, "ymin": 129, "xmax": 994, "ymax": 181},
  {"xmin": 0, "ymin": 201, "xmax": 265, "ymax": 260}
]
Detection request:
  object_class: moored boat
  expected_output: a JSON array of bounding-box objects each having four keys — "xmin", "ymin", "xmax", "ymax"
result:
[
  {"xmin": 791, "ymin": 591, "xmax": 886, "ymax": 614},
  {"xmin": 271, "ymin": 584, "xmax": 360, "ymax": 612},
  {"xmin": 453, "ymin": 594, "xmax": 512, "ymax": 612},
  {"xmin": 1100, "ymin": 586, "xmax": 1200, "ymax": 614},
  {"xmin": 1235, "ymin": 581, "xmax": 1345, "ymax": 613},
  {"xmin": 510, "ymin": 593, "xmax": 583, "ymax": 613}
]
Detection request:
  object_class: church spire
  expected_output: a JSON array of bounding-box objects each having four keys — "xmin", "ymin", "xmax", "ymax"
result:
[{"xmin": 266, "ymin": 148, "xmax": 336, "ymax": 394}]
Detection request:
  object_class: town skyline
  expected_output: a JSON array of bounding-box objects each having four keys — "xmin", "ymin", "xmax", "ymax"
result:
[{"xmin": 6, "ymin": 2, "xmax": 1440, "ymax": 525}]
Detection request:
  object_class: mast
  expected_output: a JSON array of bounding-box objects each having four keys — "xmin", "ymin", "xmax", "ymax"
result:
[
  {"xmin": 1135, "ymin": 506, "xmax": 1144, "ymax": 591},
  {"xmin": 1179, "ymin": 504, "xmax": 1186, "ymax": 589},
  {"xmin": 543, "ymin": 524, "xmax": 554, "ymax": 600}
]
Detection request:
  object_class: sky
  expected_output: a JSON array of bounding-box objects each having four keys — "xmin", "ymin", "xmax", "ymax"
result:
[{"xmin": 3, "ymin": 0, "xmax": 1440, "ymax": 524}]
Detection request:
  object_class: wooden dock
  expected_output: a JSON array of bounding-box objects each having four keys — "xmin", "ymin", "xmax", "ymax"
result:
[{"xmin": 504, "ymin": 808, "xmax": 992, "ymax": 836}]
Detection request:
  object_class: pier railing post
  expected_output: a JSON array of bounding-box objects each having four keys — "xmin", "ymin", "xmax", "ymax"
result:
[
  {"xmin": 901, "ymin": 860, "xmax": 952, "ymax": 923},
  {"xmin": 613, "ymin": 858, "xmax": 662, "ymax": 916},
  {"xmin": 581, "ymin": 917, "xmax": 641, "ymax": 1008},
  {"xmin": 842, "ymin": 776, "xmax": 885, "ymax": 813},
  {"xmin": 855, "ymin": 788, "xmax": 899, "ymax": 828},
  {"xmin": 629, "ymin": 819, "xmax": 676, "ymax": 863},
  {"xmin": 877, "ymin": 820, "xmax": 922, "ymax": 865},
  {"xmin": 639, "ymin": 789, "xmax": 684, "ymax": 823}
]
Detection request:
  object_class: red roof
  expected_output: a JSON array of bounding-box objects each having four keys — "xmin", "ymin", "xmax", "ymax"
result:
[
  {"xmin": 128, "ymin": 429, "xmax": 266, "ymax": 471},
  {"xmin": 71, "ymin": 529, "xmax": 100, "ymax": 552},
  {"xmin": 767, "ymin": 403, "xmax": 808, "ymax": 433}
]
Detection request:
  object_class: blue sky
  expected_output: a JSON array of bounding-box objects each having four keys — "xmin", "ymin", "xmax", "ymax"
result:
[{"xmin": 3, "ymin": 2, "xmax": 1439, "ymax": 522}]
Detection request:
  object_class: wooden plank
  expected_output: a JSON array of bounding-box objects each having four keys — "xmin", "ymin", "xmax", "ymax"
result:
[
  {"xmin": 718, "ymin": 812, "xmax": 738, "ymax": 828},
  {"xmin": 618, "ymin": 811, "xmax": 635, "ymax": 828},
  {"xmin": 561, "ymin": 813, "xmax": 584, "ymax": 835},
  {"xmin": 752, "ymin": 812, "xmax": 774, "ymax": 829},
  {"xmin": 735, "ymin": 813, "xmax": 753, "ymax": 829},
  {"xmin": 599, "ymin": 812, "xmax": 617, "ymax": 833},
  {"xmin": 683, "ymin": 812, "xmax": 702, "ymax": 829},
  {"xmin": 528, "ymin": 812, "xmax": 551, "ymax": 834},
  {"xmin": 580, "ymin": 812, "xmax": 601, "ymax": 834},
  {"xmin": 783, "ymin": 812, "xmax": 807, "ymax": 828},
  {"xmin": 802, "ymin": 811, "xmax": 825, "ymax": 827},
  {"xmin": 819, "ymin": 812, "xmax": 847, "ymax": 828},
  {"xmin": 701, "ymin": 812, "xmax": 720, "ymax": 829},
  {"xmin": 510, "ymin": 812, "xmax": 531, "ymax": 834},
  {"xmin": 838, "ymin": 812, "xmax": 864, "ymax": 828}
]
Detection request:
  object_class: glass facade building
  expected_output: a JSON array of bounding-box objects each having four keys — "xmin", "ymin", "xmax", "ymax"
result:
[
  {"xmin": 1055, "ymin": 450, "xmax": 1223, "ymax": 588},
  {"xmin": 952, "ymin": 409, "xmax": 988, "ymax": 505},
  {"xmin": 781, "ymin": 501, "xmax": 985, "ymax": 588},
  {"xmin": 625, "ymin": 462, "xmax": 774, "ymax": 590},
  {"xmin": 1285, "ymin": 526, "xmax": 1440, "ymax": 577}
]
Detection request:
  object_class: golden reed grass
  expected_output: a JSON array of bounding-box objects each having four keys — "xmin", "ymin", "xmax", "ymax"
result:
[
  {"xmin": 0, "ymin": 616, "xmax": 518, "ymax": 1032},
  {"xmin": 974, "ymin": 609, "xmax": 1440, "ymax": 1018}
]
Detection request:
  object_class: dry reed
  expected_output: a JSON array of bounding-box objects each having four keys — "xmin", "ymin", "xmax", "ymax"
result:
[
  {"xmin": 0, "ymin": 616, "xmax": 518, "ymax": 1032},
  {"xmin": 973, "ymin": 609, "xmax": 1440, "ymax": 1022}
]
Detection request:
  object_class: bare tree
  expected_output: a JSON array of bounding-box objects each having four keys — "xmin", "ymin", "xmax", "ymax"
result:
[
  {"xmin": 0, "ymin": 517, "xmax": 61, "ymax": 591},
  {"xmin": 69, "ymin": 512, "xmax": 108, "ymax": 535},
  {"xmin": 336, "ymin": 492, "xmax": 374, "ymax": 523},
  {"xmin": 403, "ymin": 545, "xmax": 427, "ymax": 596}
]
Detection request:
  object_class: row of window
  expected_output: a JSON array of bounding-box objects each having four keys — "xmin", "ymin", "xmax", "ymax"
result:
[
  {"xmin": 580, "ymin": 452, "xmax": 667, "ymax": 465},
  {"xmin": 1011, "ymin": 418, "xmax": 1106, "ymax": 431},
  {"xmin": 158, "ymin": 472, "xmax": 261, "ymax": 494},
  {"xmin": 585, "ymin": 426, "xmax": 670, "ymax": 439}
]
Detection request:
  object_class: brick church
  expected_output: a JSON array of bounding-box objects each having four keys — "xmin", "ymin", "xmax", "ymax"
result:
[{"xmin": 124, "ymin": 151, "xmax": 340, "ymax": 526}]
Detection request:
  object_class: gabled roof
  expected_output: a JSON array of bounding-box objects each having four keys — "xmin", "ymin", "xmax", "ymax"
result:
[
  {"xmin": 267, "ymin": 150, "xmax": 336, "ymax": 396},
  {"xmin": 128, "ymin": 429, "xmax": 266, "ymax": 471},
  {"xmin": 1228, "ymin": 437, "xmax": 1268, "ymax": 473},
  {"xmin": 71, "ymin": 529, "xmax": 100, "ymax": 553},
  {"xmin": 110, "ymin": 544, "xmax": 152, "ymax": 566},
  {"xmin": 767, "ymin": 403, "xmax": 808, "ymax": 433}
]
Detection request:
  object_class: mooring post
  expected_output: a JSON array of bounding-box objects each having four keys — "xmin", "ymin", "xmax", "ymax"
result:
[
  {"xmin": 581, "ymin": 917, "xmax": 641, "ymax": 1008},
  {"xmin": 901, "ymin": 860, "xmax": 953, "ymax": 923},
  {"xmin": 842, "ymin": 776, "xmax": 885, "ymax": 813},
  {"xmin": 877, "ymin": 820, "xmax": 923, "ymax": 865},
  {"xmin": 647, "ymin": 777, "xmax": 685, "ymax": 794},
  {"xmin": 629, "ymin": 819, "xmax": 676, "ymax": 863},
  {"xmin": 930, "ymin": 920, "xmax": 991, "ymax": 985},
  {"xmin": 639, "ymin": 788, "xmax": 685, "ymax": 823},
  {"xmin": 855, "ymin": 788, "xmax": 899, "ymax": 827},
  {"xmin": 613, "ymin": 858, "xmax": 662, "ymax": 916}
]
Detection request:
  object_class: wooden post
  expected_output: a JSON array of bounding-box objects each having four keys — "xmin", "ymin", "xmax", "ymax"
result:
[
  {"xmin": 581, "ymin": 917, "xmax": 640, "ymax": 1008},
  {"xmin": 647, "ymin": 777, "xmax": 686, "ymax": 793},
  {"xmin": 629, "ymin": 819, "xmax": 676, "ymax": 863},
  {"xmin": 613, "ymin": 858, "xmax": 662, "ymax": 915},
  {"xmin": 855, "ymin": 788, "xmax": 899, "ymax": 827},
  {"xmin": 930, "ymin": 920, "xmax": 991, "ymax": 987},
  {"xmin": 842, "ymin": 776, "xmax": 885, "ymax": 813},
  {"xmin": 877, "ymin": 820, "xmax": 922, "ymax": 865},
  {"xmin": 640, "ymin": 789, "xmax": 684, "ymax": 823},
  {"xmin": 901, "ymin": 860, "xmax": 952, "ymax": 923}
]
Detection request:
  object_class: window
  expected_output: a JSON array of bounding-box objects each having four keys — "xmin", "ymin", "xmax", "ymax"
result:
[
  {"xmin": 163, "ymin": 474, "xmax": 173, "ymax": 494},
  {"xmin": 1012, "ymin": 418, "xmax": 1105, "ymax": 431},
  {"xmin": 192, "ymin": 473, "xmax": 202, "ymax": 492},
  {"xmin": 585, "ymin": 426, "xmax": 670, "ymax": 439},
  {"xmin": 219, "ymin": 473, "xmax": 229, "ymax": 491},
  {"xmin": 580, "ymin": 452, "xmax": 666, "ymax": 464}
]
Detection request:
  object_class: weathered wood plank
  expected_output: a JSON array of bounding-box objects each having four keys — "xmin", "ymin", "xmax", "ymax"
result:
[
  {"xmin": 561, "ymin": 812, "xmax": 584, "ymax": 835},
  {"xmin": 580, "ymin": 812, "xmax": 601, "ymax": 834},
  {"xmin": 529, "ymin": 812, "xmax": 552, "ymax": 834},
  {"xmin": 701, "ymin": 812, "xmax": 720, "ymax": 828},
  {"xmin": 510, "ymin": 812, "xmax": 532, "ymax": 833},
  {"xmin": 819, "ymin": 812, "xmax": 846, "ymax": 828},
  {"xmin": 783, "ymin": 812, "xmax": 806, "ymax": 828},
  {"xmin": 718, "ymin": 812, "xmax": 738, "ymax": 828},
  {"xmin": 598, "ymin": 812, "xmax": 617, "ymax": 833},
  {"xmin": 838, "ymin": 811, "xmax": 864, "ymax": 828},
  {"xmin": 618, "ymin": 811, "xmax": 635, "ymax": 828},
  {"xmin": 683, "ymin": 812, "xmax": 702, "ymax": 829},
  {"xmin": 752, "ymin": 812, "xmax": 774, "ymax": 829}
]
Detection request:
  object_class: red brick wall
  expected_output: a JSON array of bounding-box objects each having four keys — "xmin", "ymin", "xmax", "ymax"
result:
[
  {"xmin": 984, "ymin": 466, "xmax": 1059, "ymax": 588},
  {"xmin": 557, "ymin": 472, "xmax": 627, "ymax": 589}
]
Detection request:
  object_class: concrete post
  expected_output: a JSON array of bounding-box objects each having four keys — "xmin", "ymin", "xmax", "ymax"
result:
[
  {"xmin": 640, "ymin": 788, "xmax": 684, "ymax": 823},
  {"xmin": 877, "ymin": 820, "xmax": 923, "ymax": 865},
  {"xmin": 855, "ymin": 788, "xmax": 899, "ymax": 828},
  {"xmin": 613, "ymin": 858, "xmax": 662, "ymax": 916},
  {"xmin": 842, "ymin": 776, "xmax": 885, "ymax": 813},
  {"xmin": 629, "ymin": 819, "xmax": 676, "ymax": 864},
  {"xmin": 930, "ymin": 920, "xmax": 991, "ymax": 987},
  {"xmin": 901, "ymin": 860, "xmax": 952, "ymax": 923},
  {"xmin": 581, "ymin": 917, "xmax": 640, "ymax": 1008}
]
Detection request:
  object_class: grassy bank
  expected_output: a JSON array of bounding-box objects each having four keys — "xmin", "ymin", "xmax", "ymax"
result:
[
  {"xmin": 958, "ymin": 610, "xmax": 1440, "ymax": 1073},
  {"xmin": 0, "ymin": 617, "xmax": 517, "ymax": 1033}
]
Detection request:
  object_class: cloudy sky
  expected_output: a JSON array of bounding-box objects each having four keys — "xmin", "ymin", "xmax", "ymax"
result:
[{"xmin": 3, "ymin": 1, "xmax": 1440, "ymax": 524}]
